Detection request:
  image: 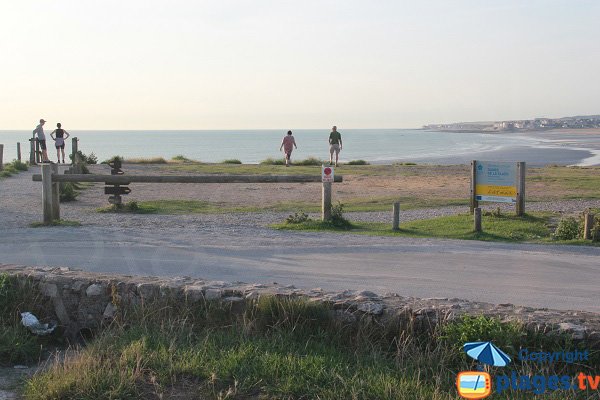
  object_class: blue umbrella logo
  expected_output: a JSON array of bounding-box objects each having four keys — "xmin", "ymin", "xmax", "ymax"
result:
[{"xmin": 463, "ymin": 341, "xmax": 511, "ymax": 367}]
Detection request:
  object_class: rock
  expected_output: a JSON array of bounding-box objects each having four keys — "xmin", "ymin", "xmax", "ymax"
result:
[
  {"xmin": 103, "ymin": 303, "xmax": 117, "ymax": 319},
  {"xmin": 41, "ymin": 283, "xmax": 58, "ymax": 298},
  {"xmin": 357, "ymin": 302, "xmax": 384, "ymax": 315},
  {"xmin": 71, "ymin": 281, "xmax": 87, "ymax": 292},
  {"xmin": 204, "ymin": 289, "xmax": 221, "ymax": 300},
  {"xmin": 356, "ymin": 290, "xmax": 378, "ymax": 298},
  {"xmin": 184, "ymin": 285, "xmax": 204, "ymax": 302},
  {"xmin": 557, "ymin": 323, "xmax": 587, "ymax": 340},
  {"xmin": 85, "ymin": 284, "xmax": 104, "ymax": 297}
]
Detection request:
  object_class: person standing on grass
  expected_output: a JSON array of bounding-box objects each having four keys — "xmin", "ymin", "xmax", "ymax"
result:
[
  {"xmin": 328, "ymin": 125, "xmax": 342, "ymax": 166},
  {"xmin": 280, "ymin": 130, "xmax": 297, "ymax": 167},
  {"xmin": 33, "ymin": 118, "xmax": 50, "ymax": 163},
  {"xmin": 50, "ymin": 123, "xmax": 70, "ymax": 164}
]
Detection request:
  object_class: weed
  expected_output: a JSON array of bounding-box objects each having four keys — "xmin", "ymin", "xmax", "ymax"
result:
[
  {"xmin": 553, "ymin": 217, "xmax": 580, "ymax": 240},
  {"xmin": 221, "ymin": 159, "xmax": 242, "ymax": 164},
  {"xmin": 346, "ymin": 159, "xmax": 370, "ymax": 165},
  {"xmin": 285, "ymin": 212, "xmax": 310, "ymax": 224}
]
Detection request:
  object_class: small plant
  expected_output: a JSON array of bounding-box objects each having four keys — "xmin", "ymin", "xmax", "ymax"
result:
[
  {"xmin": 328, "ymin": 202, "xmax": 352, "ymax": 228},
  {"xmin": 69, "ymin": 150, "xmax": 97, "ymax": 165},
  {"xmin": 346, "ymin": 159, "xmax": 369, "ymax": 165},
  {"xmin": 260, "ymin": 158, "xmax": 285, "ymax": 165},
  {"xmin": 296, "ymin": 157, "xmax": 323, "ymax": 166},
  {"xmin": 0, "ymin": 160, "xmax": 29, "ymax": 178},
  {"xmin": 286, "ymin": 212, "xmax": 310, "ymax": 224},
  {"xmin": 553, "ymin": 216, "xmax": 580, "ymax": 240},
  {"xmin": 102, "ymin": 155, "xmax": 124, "ymax": 164},
  {"xmin": 222, "ymin": 159, "xmax": 242, "ymax": 164},
  {"xmin": 59, "ymin": 182, "xmax": 80, "ymax": 202},
  {"xmin": 171, "ymin": 155, "xmax": 194, "ymax": 162},
  {"xmin": 125, "ymin": 201, "xmax": 139, "ymax": 212},
  {"xmin": 10, "ymin": 160, "xmax": 29, "ymax": 171}
]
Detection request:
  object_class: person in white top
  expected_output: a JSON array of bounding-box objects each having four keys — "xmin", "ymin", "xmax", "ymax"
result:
[{"xmin": 32, "ymin": 119, "xmax": 50, "ymax": 162}]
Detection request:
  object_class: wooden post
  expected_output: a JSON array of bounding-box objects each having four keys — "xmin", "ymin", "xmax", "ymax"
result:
[
  {"xmin": 29, "ymin": 138, "xmax": 36, "ymax": 165},
  {"xmin": 71, "ymin": 137, "xmax": 78, "ymax": 166},
  {"xmin": 392, "ymin": 202, "xmax": 400, "ymax": 231},
  {"xmin": 584, "ymin": 211, "xmax": 595, "ymax": 240},
  {"xmin": 474, "ymin": 207, "xmax": 482, "ymax": 232},
  {"xmin": 322, "ymin": 181, "xmax": 332, "ymax": 221},
  {"xmin": 41, "ymin": 164, "xmax": 54, "ymax": 224},
  {"xmin": 0, "ymin": 144, "xmax": 3, "ymax": 171},
  {"xmin": 51, "ymin": 163, "xmax": 60, "ymax": 221},
  {"xmin": 17, "ymin": 142, "xmax": 21, "ymax": 162},
  {"xmin": 35, "ymin": 139, "xmax": 41, "ymax": 163},
  {"xmin": 516, "ymin": 161, "xmax": 526, "ymax": 216},
  {"xmin": 470, "ymin": 160, "xmax": 478, "ymax": 214}
]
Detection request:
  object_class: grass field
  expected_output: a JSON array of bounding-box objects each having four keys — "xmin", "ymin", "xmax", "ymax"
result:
[{"xmin": 0, "ymin": 277, "xmax": 592, "ymax": 400}]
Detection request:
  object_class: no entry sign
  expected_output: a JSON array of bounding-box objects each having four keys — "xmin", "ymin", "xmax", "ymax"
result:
[{"xmin": 322, "ymin": 165, "xmax": 334, "ymax": 183}]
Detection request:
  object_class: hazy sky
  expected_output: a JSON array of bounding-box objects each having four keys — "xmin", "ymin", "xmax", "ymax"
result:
[{"xmin": 2, "ymin": 0, "xmax": 599, "ymax": 129}]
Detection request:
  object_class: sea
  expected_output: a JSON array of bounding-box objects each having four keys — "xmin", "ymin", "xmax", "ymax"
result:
[{"xmin": 2, "ymin": 129, "xmax": 600, "ymax": 166}]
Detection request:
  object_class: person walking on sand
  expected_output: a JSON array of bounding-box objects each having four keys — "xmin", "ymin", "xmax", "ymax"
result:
[
  {"xmin": 33, "ymin": 118, "xmax": 50, "ymax": 163},
  {"xmin": 280, "ymin": 130, "xmax": 297, "ymax": 167},
  {"xmin": 50, "ymin": 123, "xmax": 70, "ymax": 164},
  {"xmin": 328, "ymin": 125, "xmax": 342, "ymax": 167}
]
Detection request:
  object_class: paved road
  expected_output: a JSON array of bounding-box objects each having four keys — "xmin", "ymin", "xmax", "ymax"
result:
[{"xmin": 1, "ymin": 225, "xmax": 599, "ymax": 312}]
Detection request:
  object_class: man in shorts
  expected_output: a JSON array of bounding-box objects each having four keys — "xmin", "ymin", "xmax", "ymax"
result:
[
  {"xmin": 279, "ymin": 130, "xmax": 297, "ymax": 167},
  {"xmin": 33, "ymin": 118, "xmax": 50, "ymax": 163},
  {"xmin": 328, "ymin": 125, "xmax": 342, "ymax": 166}
]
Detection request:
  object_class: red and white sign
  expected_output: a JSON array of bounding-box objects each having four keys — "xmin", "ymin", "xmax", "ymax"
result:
[{"xmin": 322, "ymin": 165, "xmax": 334, "ymax": 183}]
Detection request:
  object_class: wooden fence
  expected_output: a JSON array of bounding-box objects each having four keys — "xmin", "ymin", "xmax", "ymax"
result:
[{"xmin": 32, "ymin": 165, "xmax": 343, "ymax": 224}]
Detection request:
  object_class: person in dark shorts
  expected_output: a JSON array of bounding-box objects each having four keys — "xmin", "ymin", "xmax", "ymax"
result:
[
  {"xmin": 280, "ymin": 130, "xmax": 297, "ymax": 167},
  {"xmin": 32, "ymin": 118, "xmax": 50, "ymax": 162},
  {"xmin": 328, "ymin": 125, "xmax": 342, "ymax": 166},
  {"xmin": 50, "ymin": 123, "xmax": 71, "ymax": 164}
]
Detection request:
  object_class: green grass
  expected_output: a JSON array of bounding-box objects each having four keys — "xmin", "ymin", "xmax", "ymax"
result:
[
  {"xmin": 221, "ymin": 158, "xmax": 242, "ymax": 164},
  {"xmin": 274, "ymin": 212, "xmax": 593, "ymax": 244},
  {"xmin": 0, "ymin": 160, "xmax": 29, "ymax": 178},
  {"xmin": 123, "ymin": 157, "xmax": 168, "ymax": 164},
  {"xmin": 346, "ymin": 159, "xmax": 370, "ymax": 165},
  {"xmin": 30, "ymin": 219, "xmax": 82, "ymax": 228},
  {"xmin": 171, "ymin": 155, "xmax": 197, "ymax": 163},
  {"xmin": 20, "ymin": 296, "xmax": 598, "ymax": 399}
]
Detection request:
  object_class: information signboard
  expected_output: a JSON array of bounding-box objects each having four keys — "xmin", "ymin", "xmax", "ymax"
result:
[{"xmin": 475, "ymin": 161, "xmax": 517, "ymax": 203}]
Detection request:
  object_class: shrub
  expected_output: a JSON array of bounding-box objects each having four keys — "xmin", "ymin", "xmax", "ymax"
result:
[
  {"xmin": 59, "ymin": 182, "xmax": 80, "ymax": 202},
  {"xmin": 553, "ymin": 217, "xmax": 580, "ymax": 240},
  {"xmin": 286, "ymin": 212, "xmax": 310, "ymax": 224},
  {"xmin": 296, "ymin": 157, "xmax": 323, "ymax": 166},
  {"xmin": 102, "ymin": 155, "xmax": 124, "ymax": 164},
  {"xmin": 222, "ymin": 159, "xmax": 242, "ymax": 164},
  {"xmin": 124, "ymin": 157, "xmax": 168, "ymax": 164},
  {"xmin": 69, "ymin": 150, "xmax": 97, "ymax": 165},
  {"xmin": 171, "ymin": 155, "xmax": 194, "ymax": 162},
  {"xmin": 328, "ymin": 202, "xmax": 352, "ymax": 228},
  {"xmin": 346, "ymin": 159, "xmax": 369, "ymax": 165},
  {"xmin": 260, "ymin": 158, "xmax": 285, "ymax": 165},
  {"xmin": 10, "ymin": 160, "xmax": 29, "ymax": 171},
  {"xmin": 125, "ymin": 201, "xmax": 139, "ymax": 212}
]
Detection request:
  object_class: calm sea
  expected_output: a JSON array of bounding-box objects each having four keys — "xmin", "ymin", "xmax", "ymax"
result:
[{"xmin": 0, "ymin": 129, "xmax": 597, "ymax": 165}]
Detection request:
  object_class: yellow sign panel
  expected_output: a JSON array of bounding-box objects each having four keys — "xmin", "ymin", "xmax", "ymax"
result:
[{"xmin": 476, "ymin": 184, "xmax": 517, "ymax": 197}]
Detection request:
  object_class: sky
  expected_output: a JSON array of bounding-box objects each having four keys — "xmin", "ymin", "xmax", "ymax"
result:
[{"xmin": 1, "ymin": 0, "xmax": 599, "ymax": 129}]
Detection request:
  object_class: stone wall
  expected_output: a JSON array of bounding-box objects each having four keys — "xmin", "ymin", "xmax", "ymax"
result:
[{"xmin": 1, "ymin": 263, "xmax": 599, "ymax": 347}]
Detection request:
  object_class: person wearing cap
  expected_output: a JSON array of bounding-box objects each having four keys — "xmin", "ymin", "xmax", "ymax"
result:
[
  {"xmin": 279, "ymin": 130, "xmax": 297, "ymax": 167},
  {"xmin": 33, "ymin": 119, "xmax": 50, "ymax": 163},
  {"xmin": 50, "ymin": 122, "xmax": 70, "ymax": 164}
]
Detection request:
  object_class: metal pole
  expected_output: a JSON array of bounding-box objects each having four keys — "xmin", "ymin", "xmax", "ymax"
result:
[
  {"xmin": 392, "ymin": 202, "xmax": 400, "ymax": 231},
  {"xmin": 41, "ymin": 164, "xmax": 54, "ymax": 224}
]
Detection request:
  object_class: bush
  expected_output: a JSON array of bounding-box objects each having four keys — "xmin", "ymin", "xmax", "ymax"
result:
[
  {"xmin": 59, "ymin": 182, "xmax": 80, "ymax": 202},
  {"xmin": 328, "ymin": 202, "xmax": 352, "ymax": 228},
  {"xmin": 10, "ymin": 160, "xmax": 29, "ymax": 171},
  {"xmin": 69, "ymin": 150, "xmax": 97, "ymax": 165},
  {"xmin": 286, "ymin": 212, "xmax": 310, "ymax": 224},
  {"xmin": 260, "ymin": 158, "xmax": 285, "ymax": 165},
  {"xmin": 124, "ymin": 157, "xmax": 168, "ymax": 164},
  {"xmin": 0, "ymin": 160, "xmax": 29, "ymax": 178},
  {"xmin": 346, "ymin": 159, "xmax": 369, "ymax": 165},
  {"xmin": 222, "ymin": 159, "xmax": 242, "ymax": 164},
  {"xmin": 171, "ymin": 155, "xmax": 194, "ymax": 162},
  {"xmin": 553, "ymin": 217, "xmax": 580, "ymax": 240},
  {"xmin": 296, "ymin": 157, "xmax": 323, "ymax": 166},
  {"xmin": 102, "ymin": 155, "xmax": 124, "ymax": 164}
]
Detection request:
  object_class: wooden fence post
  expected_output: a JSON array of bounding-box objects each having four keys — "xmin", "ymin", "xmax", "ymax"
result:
[
  {"xmin": 51, "ymin": 163, "xmax": 60, "ymax": 221},
  {"xmin": 584, "ymin": 211, "xmax": 595, "ymax": 240},
  {"xmin": 322, "ymin": 181, "xmax": 332, "ymax": 221},
  {"xmin": 0, "ymin": 144, "xmax": 3, "ymax": 171},
  {"xmin": 516, "ymin": 161, "xmax": 526, "ymax": 216},
  {"xmin": 42, "ymin": 164, "xmax": 54, "ymax": 224},
  {"xmin": 392, "ymin": 202, "xmax": 400, "ymax": 231},
  {"xmin": 29, "ymin": 138, "xmax": 36, "ymax": 165},
  {"xmin": 17, "ymin": 142, "xmax": 21, "ymax": 162},
  {"xmin": 35, "ymin": 139, "xmax": 41, "ymax": 164},
  {"xmin": 71, "ymin": 137, "xmax": 78, "ymax": 165},
  {"xmin": 470, "ymin": 160, "xmax": 478, "ymax": 214},
  {"xmin": 474, "ymin": 207, "xmax": 482, "ymax": 232}
]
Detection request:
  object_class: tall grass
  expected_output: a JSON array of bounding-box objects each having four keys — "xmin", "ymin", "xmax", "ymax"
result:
[{"xmin": 0, "ymin": 160, "xmax": 29, "ymax": 178}]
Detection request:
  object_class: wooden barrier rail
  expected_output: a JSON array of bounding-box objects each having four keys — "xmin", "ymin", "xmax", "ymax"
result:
[{"xmin": 33, "ymin": 166, "xmax": 342, "ymax": 224}]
